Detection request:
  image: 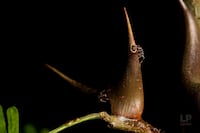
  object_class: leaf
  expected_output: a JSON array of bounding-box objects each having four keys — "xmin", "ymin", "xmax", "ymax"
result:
[
  {"xmin": 0, "ymin": 105, "xmax": 7, "ymax": 133},
  {"xmin": 23, "ymin": 123, "xmax": 38, "ymax": 133},
  {"xmin": 40, "ymin": 128, "xmax": 49, "ymax": 133},
  {"xmin": 6, "ymin": 106, "xmax": 19, "ymax": 133}
]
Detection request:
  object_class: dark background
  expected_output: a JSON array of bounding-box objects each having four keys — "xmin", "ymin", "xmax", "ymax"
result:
[{"xmin": 1, "ymin": 0, "xmax": 199, "ymax": 133}]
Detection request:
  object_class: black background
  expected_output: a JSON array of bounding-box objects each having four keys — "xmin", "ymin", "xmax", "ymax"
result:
[{"xmin": 1, "ymin": 0, "xmax": 199, "ymax": 133}]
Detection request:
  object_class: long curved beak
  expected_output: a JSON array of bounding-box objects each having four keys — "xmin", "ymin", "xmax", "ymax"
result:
[{"xmin": 123, "ymin": 7, "xmax": 138, "ymax": 54}]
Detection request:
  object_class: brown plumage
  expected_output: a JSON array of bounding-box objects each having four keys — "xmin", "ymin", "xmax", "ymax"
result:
[
  {"xmin": 179, "ymin": 0, "xmax": 200, "ymax": 110},
  {"xmin": 108, "ymin": 7, "xmax": 144, "ymax": 119}
]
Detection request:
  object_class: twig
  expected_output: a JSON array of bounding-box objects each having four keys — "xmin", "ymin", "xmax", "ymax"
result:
[
  {"xmin": 48, "ymin": 111, "xmax": 160, "ymax": 133},
  {"xmin": 48, "ymin": 112, "xmax": 102, "ymax": 133}
]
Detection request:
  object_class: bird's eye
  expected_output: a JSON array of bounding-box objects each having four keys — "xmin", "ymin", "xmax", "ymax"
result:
[{"xmin": 131, "ymin": 45, "xmax": 137, "ymax": 53}]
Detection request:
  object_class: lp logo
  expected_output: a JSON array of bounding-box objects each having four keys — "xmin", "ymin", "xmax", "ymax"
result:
[{"xmin": 180, "ymin": 114, "xmax": 192, "ymax": 126}]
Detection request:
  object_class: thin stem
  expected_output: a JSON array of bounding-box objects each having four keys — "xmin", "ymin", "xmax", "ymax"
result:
[
  {"xmin": 48, "ymin": 111, "xmax": 160, "ymax": 133},
  {"xmin": 48, "ymin": 112, "xmax": 102, "ymax": 133}
]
